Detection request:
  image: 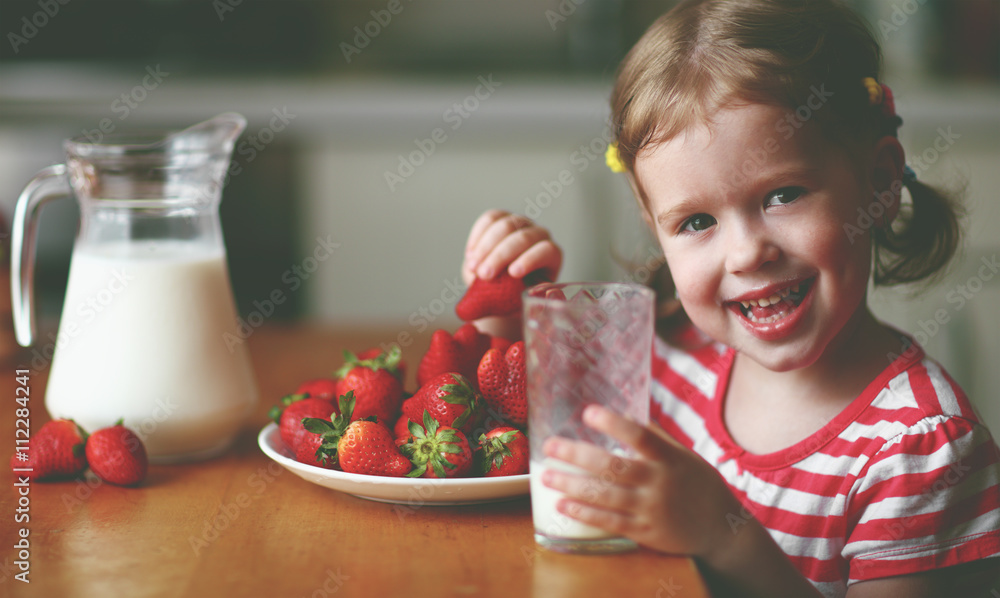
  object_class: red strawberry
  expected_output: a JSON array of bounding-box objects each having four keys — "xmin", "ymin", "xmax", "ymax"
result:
[
  {"xmin": 85, "ymin": 421, "xmax": 148, "ymax": 486},
  {"xmin": 455, "ymin": 271, "xmax": 526, "ymax": 321},
  {"xmin": 393, "ymin": 415, "xmax": 415, "ymax": 447},
  {"xmin": 293, "ymin": 432, "xmax": 337, "ymax": 469},
  {"xmin": 299, "ymin": 392, "xmax": 357, "ymax": 468},
  {"xmin": 455, "ymin": 270, "xmax": 550, "ymax": 321},
  {"xmin": 356, "ymin": 347, "xmax": 407, "ymax": 382},
  {"xmin": 490, "ymin": 335, "xmax": 513, "ymax": 354},
  {"xmin": 337, "ymin": 419, "xmax": 412, "ymax": 477},
  {"xmin": 413, "ymin": 372, "xmax": 482, "ymax": 434},
  {"xmin": 271, "ymin": 395, "xmax": 336, "ymax": 451},
  {"xmin": 478, "ymin": 426, "xmax": 529, "ymax": 477},
  {"xmin": 300, "ymin": 391, "xmax": 411, "ymax": 478},
  {"xmin": 416, "ymin": 323, "xmax": 490, "ymax": 388},
  {"xmin": 401, "ymin": 393, "xmax": 426, "ymax": 425},
  {"xmin": 295, "ymin": 378, "xmax": 340, "ymax": 402},
  {"xmin": 9, "ymin": 418, "xmax": 88, "ymax": 481},
  {"xmin": 334, "ymin": 347, "xmax": 404, "ymax": 424},
  {"xmin": 477, "ymin": 341, "xmax": 528, "ymax": 426},
  {"xmin": 402, "ymin": 413, "xmax": 473, "ymax": 478}
]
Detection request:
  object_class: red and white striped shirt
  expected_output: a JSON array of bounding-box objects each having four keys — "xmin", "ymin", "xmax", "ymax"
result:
[{"xmin": 650, "ymin": 334, "xmax": 1000, "ymax": 597}]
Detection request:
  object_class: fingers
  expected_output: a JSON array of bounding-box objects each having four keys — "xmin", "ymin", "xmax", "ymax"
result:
[
  {"xmin": 542, "ymin": 436, "xmax": 650, "ymax": 487},
  {"xmin": 463, "ymin": 210, "xmax": 511, "ymax": 285},
  {"xmin": 463, "ymin": 210, "xmax": 561, "ymax": 282},
  {"xmin": 555, "ymin": 500, "xmax": 642, "ymax": 537},
  {"xmin": 539, "ymin": 448, "xmax": 652, "ymax": 537},
  {"xmin": 540, "ymin": 460, "xmax": 643, "ymax": 513},
  {"xmin": 539, "ymin": 406, "xmax": 678, "ymax": 494},
  {"xmin": 464, "ymin": 211, "xmax": 529, "ymax": 277},
  {"xmin": 487, "ymin": 228, "xmax": 559, "ymax": 279},
  {"xmin": 510, "ymin": 239, "xmax": 561, "ymax": 282},
  {"xmin": 464, "ymin": 209, "xmax": 508, "ymax": 256},
  {"xmin": 581, "ymin": 405, "xmax": 678, "ymax": 460}
]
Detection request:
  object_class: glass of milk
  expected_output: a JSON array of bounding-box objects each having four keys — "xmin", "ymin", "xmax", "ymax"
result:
[
  {"xmin": 10, "ymin": 113, "xmax": 259, "ymax": 462},
  {"xmin": 524, "ymin": 282, "xmax": 654, "ymax": 554}
]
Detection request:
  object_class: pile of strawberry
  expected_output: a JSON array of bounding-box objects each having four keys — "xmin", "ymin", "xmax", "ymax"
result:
[
  {"xmin": 9, "ymin": 418, "xmax": 148, "ymax": 486},
  {"xmin": 271, "ymin": 272, "xmax": 534, "ymax": 479}
]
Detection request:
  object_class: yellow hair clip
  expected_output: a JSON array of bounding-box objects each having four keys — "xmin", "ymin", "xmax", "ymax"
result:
[
  {"xmin": 862, "ymin": 77, "xmax": 900, "ymax": 122},
  {"xmin": 605, "ymin": 142, "xmax": 626, "ymax": 173},
  {"xmin": 862, "ymin": 77, "xmax": 883, "ymax": 107}
]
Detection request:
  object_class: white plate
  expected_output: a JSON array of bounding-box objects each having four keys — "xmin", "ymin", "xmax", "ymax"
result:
[{"xmin": 257, "ymin": 423, "xmax": 530, "ymax": 505}]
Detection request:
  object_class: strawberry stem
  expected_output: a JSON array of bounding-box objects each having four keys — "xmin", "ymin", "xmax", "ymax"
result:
[
  {"xmin": 335, "ymin": 346, "xmax": 402, "ymax": 379},
  {"xmin": 269, "ymin": 393, "xmax": 309, "ymax": 423}
]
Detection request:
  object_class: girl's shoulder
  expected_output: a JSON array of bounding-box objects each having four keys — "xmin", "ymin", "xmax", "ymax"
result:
[
  {"xmin": 866, "ymin": 348, "xmax": 982, "ymax": 429},
  {"xmin": 842, "ymin": 358, "xmax": 1000, "ymax": 587},
  {"xmin": 850, "ymin": 349, "xmax": 998, "ymax": 474}
]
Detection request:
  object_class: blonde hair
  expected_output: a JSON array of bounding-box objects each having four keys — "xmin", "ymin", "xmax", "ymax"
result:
[{"xmin": 611, "ymin": 0, "xmax": 961, "ymax": 290}]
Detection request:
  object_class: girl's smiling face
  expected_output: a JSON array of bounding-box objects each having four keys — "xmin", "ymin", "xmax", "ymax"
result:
[{"xmin": 635, "ymin": 103, "xmax": 882, "ymax": 372}]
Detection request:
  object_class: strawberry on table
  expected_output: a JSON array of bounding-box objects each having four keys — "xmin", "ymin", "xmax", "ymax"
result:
[
  {"xmin": 86, "ymin": 420, "xmax": 148, "ymax": 486},
  {"xmin": 477, "ymin": 426, "xmax": 529, "ymax": 477},
  {"xmin": 9, "ymin": 418, "xmax": 88, "ymax": 481},
  {"xmin": 403, "ymin": 413, "xmax": 473, "ymax": 479},
  {"xmin": 416, "ymin": 323, "xmax": 490, "ymax": 388},
  {"xmin": 410, "ymin": 372, "xmax": 482, "ymax": 435},
  {"xmin": 271, "ymin": 395, "xmax": 337, "ymax": 451},
  {"xmin": 335, "ymin": 346, "xmax": 404, "ymax": 424},
  {"xmin": 455, "ymin": 270, "xmax": 549, "ymax": 322},
  {"xmin": 477, "ymin": 341, "xmax": 528, "ymax": 426}
]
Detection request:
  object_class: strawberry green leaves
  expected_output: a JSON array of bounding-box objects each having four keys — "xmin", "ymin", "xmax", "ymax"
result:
[{"xmin": 403, "ymin": 412, "xmax": 472, "ymax": 478}]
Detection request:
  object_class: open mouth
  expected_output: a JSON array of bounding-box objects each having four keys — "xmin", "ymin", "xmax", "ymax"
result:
[{"xmin": 732, "ymin": 278, "xmax": 813, "ymax": 324}]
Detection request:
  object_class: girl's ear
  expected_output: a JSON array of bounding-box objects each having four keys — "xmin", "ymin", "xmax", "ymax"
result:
[{"xmin": 869, "ymin": 136, "xmax": 906, "ymax": 225}]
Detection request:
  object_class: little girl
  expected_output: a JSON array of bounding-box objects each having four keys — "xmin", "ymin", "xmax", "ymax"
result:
[{"xmin": 462, "ymin": 1, "xmax": 1000, "ymax": 596}]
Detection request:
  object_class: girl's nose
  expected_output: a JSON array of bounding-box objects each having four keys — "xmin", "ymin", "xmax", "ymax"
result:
[{"xmin": 724, "ymin": 224, "xmax": 780, "ymax": 274}]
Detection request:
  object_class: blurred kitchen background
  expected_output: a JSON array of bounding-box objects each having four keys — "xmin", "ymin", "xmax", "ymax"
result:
[{"xmin": 1, "ymin": 0, "xmax": 998, "ymax": 430}]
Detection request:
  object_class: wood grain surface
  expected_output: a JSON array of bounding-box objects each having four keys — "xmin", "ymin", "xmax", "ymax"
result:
[{"xmin": 0, "ymin": 325, "xmax": 709, "ymax": 598}]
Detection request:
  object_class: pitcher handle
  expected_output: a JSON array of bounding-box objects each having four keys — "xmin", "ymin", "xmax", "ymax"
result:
[{"xmin": 11, "ymin": 164, "xmax": 71, "ymax": 347}]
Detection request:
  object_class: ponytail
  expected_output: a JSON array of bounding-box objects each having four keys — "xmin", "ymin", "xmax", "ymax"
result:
[{"xmin": 873, "ymin": 178, "xmax": 964, "ymax": 287}]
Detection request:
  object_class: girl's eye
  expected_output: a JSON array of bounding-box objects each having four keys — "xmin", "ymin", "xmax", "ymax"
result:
[
  {"xmin": 765, "ymin": 187, "xmax": 805, "ymax": 207},
  {"xmin": 680, "ymin": 214, "xmax": 716, "ymax": 233}
]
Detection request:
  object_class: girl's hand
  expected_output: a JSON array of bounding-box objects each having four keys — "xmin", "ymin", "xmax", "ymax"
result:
[
  {"xmin": 541, "ymin": 405, "xmax": 743, "ymax": 560},
  {"xmin": 462, "ymin": 210, "xmax": 562, "ymax": 286}
]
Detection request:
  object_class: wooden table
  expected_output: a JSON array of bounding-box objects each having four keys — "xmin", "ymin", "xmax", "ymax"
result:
[{"xmin": 1, "ymin": 325, "xmax": 710, "ymax": 598}]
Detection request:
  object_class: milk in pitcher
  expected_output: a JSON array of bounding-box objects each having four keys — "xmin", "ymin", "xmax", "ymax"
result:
[{"xmin": 45, "ymin": 240, "xmax": 258, "ymax": 462}]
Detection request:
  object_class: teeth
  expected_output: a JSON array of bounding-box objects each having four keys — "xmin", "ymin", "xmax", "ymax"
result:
[
  {"xmin": 745, "ymin": 311, "xmax": 785, "ymax": 323},
  {"xmin": 738, "ymin": 283, "xmax": 804, "ymax": 311}
]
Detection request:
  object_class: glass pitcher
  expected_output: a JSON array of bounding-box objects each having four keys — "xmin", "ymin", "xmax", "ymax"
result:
[{"xmin": 11, "ymin": 113, "xmax": 259, "ymax": 462}]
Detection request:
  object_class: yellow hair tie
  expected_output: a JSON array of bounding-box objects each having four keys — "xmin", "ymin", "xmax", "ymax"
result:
[
  {"xmin": 862, "ymin": 77, "xmax": 883, "ymax": 107},
  {"xmin": 605, "ymin": 142, "xmax": 626, "ymax": 173}
]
